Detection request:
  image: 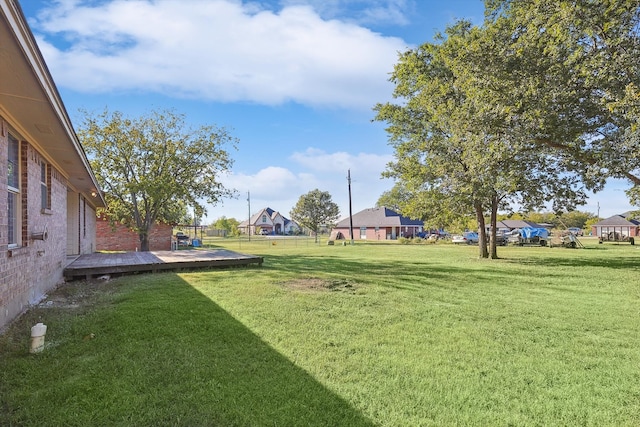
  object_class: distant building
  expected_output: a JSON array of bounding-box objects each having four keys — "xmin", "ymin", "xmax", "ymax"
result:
[
  {"xmin": 591, "ymin": 212, "xmax": 639, "ymax": 242},
  {"xmin": 238, "ymin": 207, "xmax": 299, "ymax": 235},
  {"xmin": 332, "ymin": 207, "xmax": 423, "ymax": 240}
]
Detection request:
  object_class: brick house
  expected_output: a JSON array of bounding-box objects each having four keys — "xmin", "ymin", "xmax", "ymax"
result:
[
  {"xmin": 332, "ymin": 207, "xmax": 424, "ymax": 240},
  {"xmin": 591, "ymin": 212, "xmax": 640, "ymax": 242},
  {"xmin": 0, "ymin": 1, "xmax": 105, "ymax": 330},
  {"xmin": 238, "ymin": 207, "xmax": 299, "ymax": 235},
  {"xmin": 96, "ymin": 216, "xmax": 173, "ymax": 252}
]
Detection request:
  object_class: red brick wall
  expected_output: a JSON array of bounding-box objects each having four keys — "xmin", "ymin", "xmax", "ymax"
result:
[
  {"xmin": 333, "ymin": 226, "xmax": 395, "ymax": 240},
  {"xmin": 1, "ymin": 123, "xmax": 72, "ymax": 330},
  {"xmin": 96, "ymin": 218, "xmax": 172, "ymax": 251}
]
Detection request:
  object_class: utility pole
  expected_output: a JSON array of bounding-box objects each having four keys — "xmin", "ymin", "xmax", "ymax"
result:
[
  {"xmin": 348, "ymin": 169, "xmax": 354, "ymax": 245},
  {"xmin": 247, "ymin": 191, "xmax": 251, "ymax": 242}
]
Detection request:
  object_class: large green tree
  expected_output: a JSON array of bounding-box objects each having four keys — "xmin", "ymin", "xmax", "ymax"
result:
[
  {"xmin": 79, "ymin": 108, "xmax": 237, "ymax": 251},
  {"xmin": 375, "ymin": 21, "xmax": 587, "ymax": 258},
  {"xmin": 290, "ymin": 189, "xmax": 340, "ymax": 243},
  {"xmin": 480, "ymin": 0, "xmax": 640, "ymax": 205}
]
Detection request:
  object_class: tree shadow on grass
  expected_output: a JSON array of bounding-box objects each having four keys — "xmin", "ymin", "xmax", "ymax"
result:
[
  {"xmin": 261, "ymin": 252, "xmax": 454, "ymax": 288},
  {"xmin": 503, "ymin": 254, "xmax": 640, "ymax": 270},
  {"xmin": 0, "ymin": 276, "xmax": 375, "ymax": 427},
  {"xmin": 258, "ymin": 252, "xmax": 514, "ymax": 292},
  {"xmin": 258, "ymin": 250, "xmax": 640, "ymax": 291}
]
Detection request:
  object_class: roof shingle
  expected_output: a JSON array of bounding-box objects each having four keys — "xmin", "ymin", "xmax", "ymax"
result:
[{"xmin": 336, "ymin": 207, "xmax": 423, "ymax": 228}]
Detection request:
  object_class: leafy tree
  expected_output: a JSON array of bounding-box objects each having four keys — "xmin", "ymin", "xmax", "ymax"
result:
[
  {"xmin": 212, "ymin": 216, "xmax": 240, "ymax": 237},
  {"xmin": 79, "ymin": 108, "xmax": 237, "ymax": 251},
  {"xmin": 555, "ymin": 211, "xmax": 598, "ymax": 230},
  {"xmin": 497, "ymin": 210, "xmax": 597, "ymax": 230},
  {"xmin": 375, "ymin": 21, "xmax": 587, "ymax": 258},
  {"xmin": 523, "ymin": 212, "xmax": 557, "ymax": 227},
  {"xmin": 497, "ymin": 212, "xmax": 525, "ymax": 222},
  {"xmin": 290, "ymin": 189, "xmax": 340, "ymax": 243},
  {"xmin": 584, "ymin": 217, "xmax": 601, "ymax": 233},
  {"xmin": 376, "ymin": 183, "xmax": 412, "ymax": 212},
  {"xmin": 481, "ymin": 0, "xmax": 640, "ymax": 206},
  {"xmin": 378, "ymin": 183, "xmax": 459, "ymax": 235}
]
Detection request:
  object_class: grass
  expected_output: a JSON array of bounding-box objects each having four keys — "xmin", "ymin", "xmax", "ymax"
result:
[{"xmin": 1, "ymin": 238, "xmax": 639, "ymax": 426}]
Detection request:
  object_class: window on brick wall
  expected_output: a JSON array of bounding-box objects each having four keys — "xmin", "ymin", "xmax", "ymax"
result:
[
  {"xmin": 40, "ymin": 161, "xmax": 51, "ymax": 210},
  {"xmin": 7, "ymin": 134, "xmax": 21, "ymax": 247}
]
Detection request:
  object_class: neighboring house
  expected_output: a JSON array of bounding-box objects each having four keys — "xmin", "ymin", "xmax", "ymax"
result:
[
  {"xmin": 591, "ymin": 212, "xmax": 640, "ymax": 241},
  {"xmin": 333, "ymin": 207, "xmax": 424, "ymax": 240},
  {"xmin": 96, "ymin": 216, "xmax": 172, "ymax": 251},
  {"xmin": 238, "ymin": 207, "xmax": 299, "ymax": 235},
  {"xmin": 0, "ymin": 1, "xmax": 105, "ymax": 330}
]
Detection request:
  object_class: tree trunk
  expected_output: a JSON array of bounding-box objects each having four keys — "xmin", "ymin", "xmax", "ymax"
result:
[
  {"xmin": 474, "ymin": 200, "xmax": 488, "ymax": 258},
  {"xmin": 139, "ymin": 232, "xmax": 150, "ymax": 252},
  {"xmin": 489, "ymin": 195, "xmax": 499, "ymax": 259}
]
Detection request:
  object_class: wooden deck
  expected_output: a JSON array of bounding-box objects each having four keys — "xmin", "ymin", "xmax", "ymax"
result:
[{"xmin": 64, "ymin": 249, "xmax": 263, "ymax": 280}]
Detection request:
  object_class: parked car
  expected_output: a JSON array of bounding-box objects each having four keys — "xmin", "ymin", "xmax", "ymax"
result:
[
  {"xmin": 463, "ymin": 231, "xmax": 479, "ymax": 244},
  {"xmin": 568, "ymin": 227, "xmax": 584, "ymax": 236},
  {"xmin": 507, "ymin": 229, "xmax": 521, "ymax": 244},
  {"xmin": 452, "ymin": 232, "xmax": 478, "ymax": 244},
  {"xmin": 452, "ymin": 235, "xmax": 468, "ymax": 244}
]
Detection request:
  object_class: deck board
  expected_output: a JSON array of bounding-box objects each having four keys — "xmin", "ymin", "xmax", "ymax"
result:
[{"xmin": 64, "ymin": 249, "xmax": 263, "ymax": 280}]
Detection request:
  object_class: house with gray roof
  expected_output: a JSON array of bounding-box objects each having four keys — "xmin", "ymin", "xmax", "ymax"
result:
[
  {"xmin": 332, "ymin": 207, "xmax": 423, "ymax": 240},
  {"xmin": 238, "ymin": 207, "xmax": 299, "ymax": 235},
  {"xmin": 591, "ymin": 212, "xmax": 639, "ymax": 243}
]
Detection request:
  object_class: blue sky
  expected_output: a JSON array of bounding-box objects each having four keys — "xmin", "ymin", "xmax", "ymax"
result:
[{"xmin": 21, "ymin": 0, "xmax": 636, "ymax": 223}]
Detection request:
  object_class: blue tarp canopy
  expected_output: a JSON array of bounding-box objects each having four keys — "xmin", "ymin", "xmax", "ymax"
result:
[{"xmin": 519, "ymin": 227, "xmax": 549, "ymax": 239}]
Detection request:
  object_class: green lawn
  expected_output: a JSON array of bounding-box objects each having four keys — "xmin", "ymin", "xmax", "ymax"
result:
[{"xmin": 1, "ymin": 239, "xmax": 639, "ymax": 426}]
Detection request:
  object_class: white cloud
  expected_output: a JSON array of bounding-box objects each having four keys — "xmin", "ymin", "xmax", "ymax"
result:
[
  {"xmin": 290, "ymin": 147, "xmax": 392, "ymax": 173},
  {"xmin": 32, "ymin": 0, "xmax": 409, "ymax": 109},
  {"xmin": 220, "ymin": 166, "xmax": 319, "ymax": 199}
]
